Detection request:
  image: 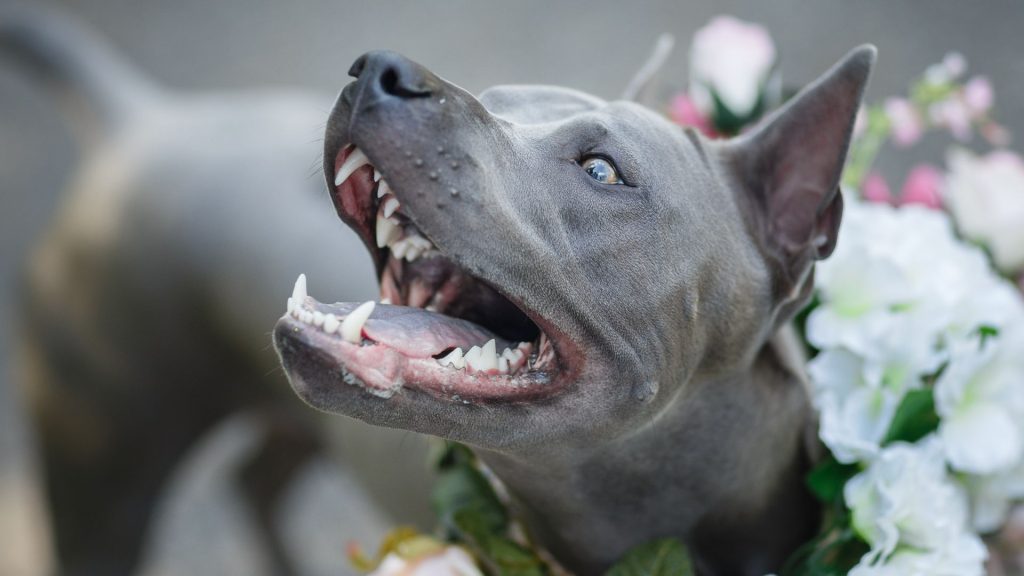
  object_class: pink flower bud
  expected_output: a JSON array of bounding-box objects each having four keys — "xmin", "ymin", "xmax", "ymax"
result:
[
  {"xmin": 899, "ymin": 165, "xmax": 944, "ymax": 209},
  {"xmin": 669, "ymin": 93, "xmax": 717, "ymax": 137},
  {"xmin": 862, "ymin": 172, "xmax": 893, "ymax": 204}
]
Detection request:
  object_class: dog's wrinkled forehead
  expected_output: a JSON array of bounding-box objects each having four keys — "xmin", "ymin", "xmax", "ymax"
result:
[{"xmin": 479, "ymin": 85, "xmax": 607, "ymax": 124}]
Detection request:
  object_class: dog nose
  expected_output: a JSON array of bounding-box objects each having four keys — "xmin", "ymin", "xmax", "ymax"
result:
[{"xmin": 349, "ymin": 50, "xmax": 436, "ymax": 100}]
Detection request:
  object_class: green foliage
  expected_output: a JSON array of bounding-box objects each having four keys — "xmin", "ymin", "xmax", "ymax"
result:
[
  {"xmin": 793, "ymin": 294, "xmax": 822, "ymax": 358},
  {"xmin": 882, "ymin": 388, "xmax": 940, "ymax": 445},
  {"xmin": 806, "ymin": 456, "xmax": 860, "ymax": 504},
  {"xmin": 605, "ymin": 538, "xmax": 694, "ymax": 576},
  {"xmin": 432, "ymin": 443, "xmax": 508, "ymax": 535},
  {"xmin": 710, "ymin": 90, "xmax": 769, "ymax": 136},
  {"xmin": 432, "ymin": 442, "xmax": 548, "ymax": 575}
]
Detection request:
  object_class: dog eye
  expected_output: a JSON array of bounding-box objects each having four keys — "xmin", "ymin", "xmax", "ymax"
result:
[{"xmin": 581, "ymin": 156, "xmax": 622, "ymax": 185}]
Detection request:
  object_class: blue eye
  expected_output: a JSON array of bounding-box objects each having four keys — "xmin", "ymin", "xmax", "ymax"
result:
[{"xmin": 581, "ymin": 156, "xmax": 621, "ymax": 185}]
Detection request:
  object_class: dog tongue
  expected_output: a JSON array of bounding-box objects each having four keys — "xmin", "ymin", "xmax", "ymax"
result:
[{"xmin": 318, "ymin": 302, "xmax": 506, "ymax": 358}]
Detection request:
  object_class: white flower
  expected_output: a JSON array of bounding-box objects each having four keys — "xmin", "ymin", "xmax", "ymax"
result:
[
  {"xmin": 964, "ymin": 461, "xmax": 1024, "ymax": 533},
  {"xmin": 848, "ymin": 534, "xmax": 987, "ymax": 576},
  {"xmin": 809, "ymin": 326, "xmax": 939, "ymax": 464},
  {"xmin": 844, "ymin": 438, "xmax": 985, "ymax": 572},
  {"xmin": 370, "ymin": 546, "xmax": 482, "ymax": 576},
  {"xmin": 689, "ymin": 15, "xmax": 777, "ymax": 119},
  {"xmin": 935, "ymin": 327, "xmax": 1024, "ymax": 475},
  {"xmin": 944, "ymin": 148, "xmax": 1024, "ymax": 273}
]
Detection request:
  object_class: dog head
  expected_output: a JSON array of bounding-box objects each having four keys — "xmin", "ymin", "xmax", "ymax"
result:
[{"xmin": 273, "ymin": 46, "xmax": 874, "ymax": 452}]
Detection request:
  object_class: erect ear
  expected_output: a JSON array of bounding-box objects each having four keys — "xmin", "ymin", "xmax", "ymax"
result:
[{"xmin": 724, "ymin": 45, "xmax": 875, "ymax": 290}]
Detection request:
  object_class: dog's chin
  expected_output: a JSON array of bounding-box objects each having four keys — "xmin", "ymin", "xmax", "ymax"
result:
[{"xmin": 272, "ymin": 144, "xmax": 579, "ymax": 405}]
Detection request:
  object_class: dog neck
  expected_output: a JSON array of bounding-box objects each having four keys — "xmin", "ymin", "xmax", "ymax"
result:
[{"xmin": 476, "ymin": 327, "xmax": 820, "ymax": 575}]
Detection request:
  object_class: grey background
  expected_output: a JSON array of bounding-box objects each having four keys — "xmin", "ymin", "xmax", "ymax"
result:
[{"xmin": 2, "ymin": 1, "xmax": 1022, "ymax": 574}]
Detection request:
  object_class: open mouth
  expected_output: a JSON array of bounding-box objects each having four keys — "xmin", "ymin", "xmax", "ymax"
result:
[{"xmin": 277, "ymin": 145, "xmax": 564, "ymax": 402}]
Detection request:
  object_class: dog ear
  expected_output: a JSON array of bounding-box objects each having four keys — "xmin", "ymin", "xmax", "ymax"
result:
[{"xmin": 724, "ymin": 45, "xmax": 875, "ymax": 290}]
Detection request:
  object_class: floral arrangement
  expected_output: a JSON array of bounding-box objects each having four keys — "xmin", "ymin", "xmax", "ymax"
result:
[{"xmin": 348, "ymin": 16, "xmax": 1024, "ymax": 576}]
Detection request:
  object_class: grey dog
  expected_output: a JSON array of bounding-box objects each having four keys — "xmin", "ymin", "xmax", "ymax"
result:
[{"xmin": 273, "ymin": 45, "xmax": 874, "ymax": 575}]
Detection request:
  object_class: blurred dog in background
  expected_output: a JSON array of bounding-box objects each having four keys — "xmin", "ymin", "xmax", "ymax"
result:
[{"xmin": 4, "ymin": 8, "xmax": 435, "ymax": 575}]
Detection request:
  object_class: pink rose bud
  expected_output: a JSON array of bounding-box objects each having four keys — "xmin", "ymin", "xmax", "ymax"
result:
[
  {"xmin": 689, "ymin": 16, "xmax": 777, "ymax": 119},
  {"xmin": 862, "ymin": 171, "xmax": 893, "ymax": 204},
  {"xmin": 669, "ymin": 93, "xmax": 717, "ymax": 137},
  {"xmin": 884, "ymin": 98, "xmax": 923, "ymax": 147},
  {"xmin": 899, "ymin": 164, "xmax": 944, "ymax": 209}
]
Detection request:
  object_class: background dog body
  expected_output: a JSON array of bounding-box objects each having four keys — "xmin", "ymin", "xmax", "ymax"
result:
[{"xmin": 5, "ymin": 10, "xmax": 433, "ymax": 575}]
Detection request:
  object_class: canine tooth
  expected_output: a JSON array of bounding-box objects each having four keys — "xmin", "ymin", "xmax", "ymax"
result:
[
  {"xmin": 334, "ymin": 148, "xmax": 370, "ymax": 186},
  {"xmin": 323, "ymin": 313, "xmax": 340, "ymax": 334},
  {"xmin": 286, "ymin": 297, "xmax": 296, "ymax": 314},
  {"xmin": 292, "ymin": 274, "xmax": 307, "ymax": 301},
  {"xmin": 377, "ymin": 180, "xmax": 391, "ymax": 198},
  {"xmin": 341, "ymin": 301, "xmax": 375, "ymax": 343},
  {"xmin": 438, "ymin": 347, "xmax": 465, "ymax": 369},
  {"xmin": 373, "ymin": 169, "xmax": 381, "ymax": 182},
  {"xmin": 312, "ymin": 311, "xmax": 324, "ymax": 327},
  {"xmin": 376, "ymin": 215, "xmax": 402, "ymax": 248},
  {"xmin": 383, "ymin": 197, "xmax": 401, "ymax": 218}
]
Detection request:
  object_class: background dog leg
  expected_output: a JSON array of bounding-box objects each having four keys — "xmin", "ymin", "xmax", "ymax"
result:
[{"xmin": 237, "ymin": 411, "xmax": 322, "ymax": 576}]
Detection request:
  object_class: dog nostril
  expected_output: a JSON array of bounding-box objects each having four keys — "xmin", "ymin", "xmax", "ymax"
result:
[
  {"xmin": 380, "ymin": 67, "xmax": 400, "ymax": 95},
  {"xmin": 378, "ymin": 65, "xmax": 431, "ymax": 99}
]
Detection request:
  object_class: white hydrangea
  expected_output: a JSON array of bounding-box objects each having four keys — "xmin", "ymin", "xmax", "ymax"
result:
[
  {"xmin": 964, "ymin": 461, "xmax": 1024, "ymax": 533},
  {"xmin": 935, "ymin": 326, "xmax": 1024, "ymax": 475},
  {"xmin": 844, "ymin": 438, "xmax": 986, "ymax": 574},
  {"xmin": 807, "ymin": 201, "xmax": 1024, "ymax": 463}
]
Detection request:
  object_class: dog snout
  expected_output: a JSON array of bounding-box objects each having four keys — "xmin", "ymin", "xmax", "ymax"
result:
[{"xmin": 349, "ymin": 50, "xmax": 437, "ymax": 101}]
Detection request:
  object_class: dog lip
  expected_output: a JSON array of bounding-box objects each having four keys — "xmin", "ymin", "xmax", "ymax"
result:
[{"xmin": 275, "ymin": 300, "xmax": 569, "ymax": 402}]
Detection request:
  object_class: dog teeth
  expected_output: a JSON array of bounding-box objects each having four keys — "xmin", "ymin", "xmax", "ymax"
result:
[
  {"xmin": 376, "ymin": 215, "xmax": 403, "ymax": 248},
  {"xmin": 284, "ymin": 276, "xmax": 379, "ymax": 343},
  {"xmin": 292, "ymin": 273, "xmax": 307, "ymax": 301},
  {"xmin": 335, "ymin": 147, "xmax": 370, "ymax": 186},
  {"xmin": 322, "ymin": 313, "xmax": 340, "ymax": 334},
  {"xmin": 377, "ymin": 179, "xmax": 391, "ymax": 198},
  {"xmin": 383, "ymin": 196, "xmax": 401, "ymax": 218},
  {"xmin": 437, "ymin": 340, "xmax": 528, "ymax": 375},
  {"xmin": 438, "ymin": 347, "xmax": 465, "ymax": 369},
  {"xmin": 373, "ymin": 168, "xmax": 381, "ymax": 182},
  {"xmin": 341, "ymin": 301, "xmax": 375, "ymax": 343}
]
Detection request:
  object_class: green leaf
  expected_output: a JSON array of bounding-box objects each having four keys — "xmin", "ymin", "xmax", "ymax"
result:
[
  {"xmin": 882, "ymin": 388, "xmax": 940, "ymax": 445},
  {"xmin": 977, "ymin": 325, "xmax": 999, "ymax": 345},
  {"xmin": 605, "ymin": 538, "xmax": 694, "ymax": 576},
  {"xmin": 806, "ymin": 456, "xmax": 860, "ymax": 503},
  {"xmin": 432, "ymin": 459, "xmax": 508, "ymax": 536},
  {"xmin": 453, "ymin": 511, "xmax": 548, "ymax": 576}
]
